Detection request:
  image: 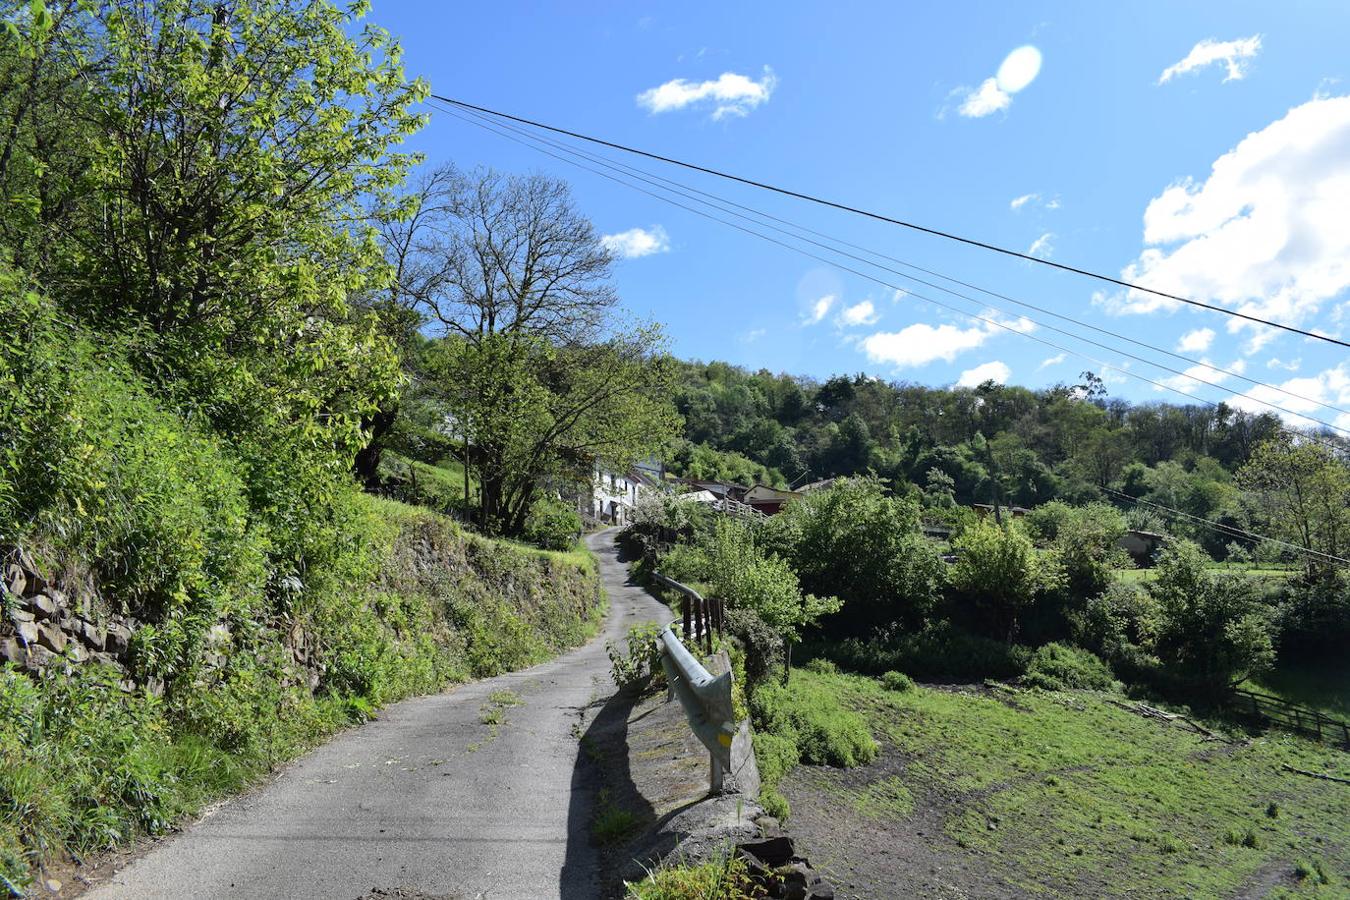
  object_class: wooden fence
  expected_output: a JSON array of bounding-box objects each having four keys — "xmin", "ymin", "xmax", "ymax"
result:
[{"xmin": 1230, "ymin": 688, "xmax": 1350, "ymax": 749}]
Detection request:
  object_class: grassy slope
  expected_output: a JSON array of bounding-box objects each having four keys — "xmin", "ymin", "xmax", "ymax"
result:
[
  {"xmin": 0, "ymin": 497, "xmax": 603, "ymax": 891},
  {"xmin": 781, "ymin": 669, "xmax": 1349, "ymax": 898}
]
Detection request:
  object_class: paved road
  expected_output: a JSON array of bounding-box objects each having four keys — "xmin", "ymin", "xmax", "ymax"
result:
[{"xmin": 90, "ymin": 529, "xmax": 668, "ymax": 900}]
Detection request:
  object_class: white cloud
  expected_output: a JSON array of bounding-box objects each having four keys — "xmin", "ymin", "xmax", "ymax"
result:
[
  {"xmin": 836, "ymin": 299, "xmax": 879, "ymax": 327},
  {"xmin": 1110, "ymin": 94, "xmax": 1350, "ymax": 349},
  {"xmin": 1226, "ymin": 362, "xmax": 1350, "ymax": 429},
  {"xmin": 1010, "ymin": 193, "xmax": 1039, "ymax": 211},
  {"xmin": 637, "ymin": 67, "xmax": 777, "ymax": 120},
  {"xmin": 957, "ymin": 361, "xmax": 1011, "ymax": 387},
  {"xmin": 1028, "ymin": 232, "xmax": 1055, "ymax": 259},
  {"xmin": 860, "ymin": 312, "xmax": 1034, "ymax": 368},
  {"xmin": 1266, "ymin": 357, "xmax": 1301, "ymax": 371},
  {"xmin": 740, "ymin": 328, "xmax": 766, "ymax": 344},
  {"xmin": 600, "ymin": 225, "xmax": 670, "ymax": 259},
  {"xmin": 957, "ymin": 45, "xmax": 1042, "ymax": 118},
  {"xmin": 803, "ymin": 294, "xmax": 835, "ymax": 326},
  {"xmin": 1159, "ymin": 35, "xmax": 1262, "ymax": 85},
  {"xmin": 1044, "ymin": 197, "xmax": 1061, "ymax": 210},
  {"xmin": 960, "ymin": 78, "xmax": 1011, "ymax": 118},
  {"xmin": 1037, "ymin": 352, "xmax": 1066, "ymax": 370},
  {"xmin": 1156, "ymin": 357, "xmax": 1246, "ymax": 395},
  {"xmin": 1176, "ymin": 327, "xmax": 1215, "ymax": 353}
]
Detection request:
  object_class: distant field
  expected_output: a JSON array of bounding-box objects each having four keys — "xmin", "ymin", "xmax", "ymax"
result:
[
  {"xmin": 1115, "ymin": 564, "xmax": 1300, "ymax": 584},
  {"xmin": 780, "ymin": 668, "xmax": 1348, "ymax": 899}
]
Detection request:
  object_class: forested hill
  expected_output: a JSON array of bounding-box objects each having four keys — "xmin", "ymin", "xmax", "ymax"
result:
[{"xmin": 666, "ymin": 360, "xmax": 1295, "ymax": 548}]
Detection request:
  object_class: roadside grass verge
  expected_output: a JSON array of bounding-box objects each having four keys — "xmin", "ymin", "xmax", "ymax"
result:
[{"xmin": 780, "ymin": 670, "xmax": 1350, "ymax": 897}]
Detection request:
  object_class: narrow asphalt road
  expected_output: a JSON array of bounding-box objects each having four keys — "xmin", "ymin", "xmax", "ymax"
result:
[{"xmin": 89, "ymin": 528, "xmax": 669, "ymax": 900}]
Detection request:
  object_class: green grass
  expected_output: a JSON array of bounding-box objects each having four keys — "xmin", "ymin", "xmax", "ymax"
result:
[
  {"xmin": 1114, "ymin": 564, "xmax": 1299, "ymax": 584},
  {"xmin": 624, "ymin": 850, "xmax": 755, "ymax": 899},
  {"xmin": 1245, "ymin": 656, "xmax": 1350, "ymax": 721},
  {"xmin": 781, "ymin": 668, "xmax": 1350, "ymax": 897}
]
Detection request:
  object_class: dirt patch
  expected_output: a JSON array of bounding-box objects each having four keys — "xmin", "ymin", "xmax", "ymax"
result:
[{"xmin": 779, "ymin": 741, "xmax": 1027, "ymax": 900}]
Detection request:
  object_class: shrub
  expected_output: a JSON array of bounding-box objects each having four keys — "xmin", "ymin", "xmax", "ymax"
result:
[
  {"xmin": 725, "ymin": 607, "xmax": 784, "ymax": 691},
  {"xmin": 828, "ymin": 621, "xmax": 1031, "ymax": 681},
  {"xmin": 761, "ymin": 476, "xmax": 944, "ymax": 633},
  {"xmin": 949, "ymin": 521, "xmax": 1066, "ymax": 641},
  {"xmin": 750, "ymin": 672, "xmax": 878, "ymax": 770},
  {"xmin": 880, "ymin": 671, "xmax": 915, "ymax": 693},
  {"xmin": 1023, "ymin": 643, "xmax": 1116, "ymax": 691},
  {"xmin": 1149, "ymin": 541, "xmax": 1275, "ymax": 698},
  {"xmin": 607, "ymin": 623, "xmax": 664, "ymax": 691},
  {"xmin": 522, "ymin": 497, "xmax": 582, "ymax": 552}
]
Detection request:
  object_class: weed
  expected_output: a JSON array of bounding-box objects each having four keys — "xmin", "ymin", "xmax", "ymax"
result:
[
  {"xmin": 880, "ymin": 670, "xmax": 915, "ymax": 693},
  {"xmin": 592, "ymin": 789, "xmax": 643, "ymax": 846},
  {"xmin": 625, "ymin": 848, "xmax": 754, "ymax": 900}
]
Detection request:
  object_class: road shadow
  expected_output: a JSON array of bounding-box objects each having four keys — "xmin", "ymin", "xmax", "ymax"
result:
[{"xmin": 559, "ymin": 682, "xmax": 657, "ymax": 899}]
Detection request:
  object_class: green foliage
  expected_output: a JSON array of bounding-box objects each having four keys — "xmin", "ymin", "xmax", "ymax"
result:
[
  {"xmin": 750, "ymin": 670, "xmax": 878, "ymax": 770},
  {"xmin": 827, "ymin": 621, "xmax": 1032, "ymax": 681},
  {"xmin": 625, "ymin": 849, "xmax": 755, "ymax": 900},
  {"xmin": 762, "ymin": 476, "xmax": 944, "ymax": 632},
  {"xmin": 950, "ymin": 521, "xmax": 1066, "ymax": 641},
  {"xmin": 0, "ymin": 499, "xmax": 603, "ymax": 883},
  {"xmin": 881, "ymin": 670, "xmax": 916, "ymax": 693},
  {"xmin": 704, "ymin": 519, "xmax": 839, "ymax": 644},
  {"xmin": 608, "ymin": 623, "xmax": 664, "ymax": 691},
  {"xmin": 523, "ymin": 496, "xmax": 582, "ymax": 552},
  {"xmin": 1049, "ymin": 502, "xmax": 1129, "ymax": 602},
  {"xmin": 1148, "ymin": 541, "xmax": 1275, "ymax": 698},
  {"xmin": 1023, "ymin": 643, "xmax": 1117, "ymax": 692},
  {"xmin": 1238, "ymin": 437, "xmax": 1350, "ymax": 584}
]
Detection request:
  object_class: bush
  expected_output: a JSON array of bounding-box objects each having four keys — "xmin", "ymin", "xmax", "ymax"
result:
[
  {"xmin": 1023, "ymin": 643, "xmax": 1116, "ymax": 691},
  {"xmin": 522, "ymin": 497, "xmax": 582, "ymax": 552},
  {"xmin": 761, "ymin": 477, "xmax": 944, "ymax": 633},
  {"xmin": 607, "ymin": 623, "xmax": 664, "ymax": 691},
  {"xmin": 827, "ymin": 621, "xmax": 1032, "ymax": 681},
  {"xmin": 1149, "ymin": 541, "xmax": 1275, "ymax": 699},
  {"xmin": 750, "ymin": 672, "xmax": 878, "ymax": 770},
  {"xmin": 949, "ymin": 521, "xmax": 1065, "ymax": 641},
  {"xmin": 880, "ymin": 670, "xmax": 915, "ymax": 693},
  {"xmin": 725, "ymin": 607, "xmax": 784, "ymax": 691}
]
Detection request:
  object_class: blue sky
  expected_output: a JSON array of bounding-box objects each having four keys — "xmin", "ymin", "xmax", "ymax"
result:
[{"xmin": 372, "ymin": 1, "xmax": 1350, "ymax": 429}]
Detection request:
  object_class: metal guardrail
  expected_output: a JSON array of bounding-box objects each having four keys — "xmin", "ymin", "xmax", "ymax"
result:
[{"xmin": 652, "ymin": 570, "xmax": 737, "ymax": 793}]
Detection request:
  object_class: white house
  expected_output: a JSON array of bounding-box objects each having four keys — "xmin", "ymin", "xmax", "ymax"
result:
[{"xmin": 586, "ymin": 460, "xmax": 666, "ymax": 525}]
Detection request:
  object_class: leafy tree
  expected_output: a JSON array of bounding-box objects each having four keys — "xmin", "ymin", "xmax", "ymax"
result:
[
  {"xmin": 704, "ymin": 519, "xmax": 840, "ymax": 677},
  {"xmin": 432, "ymin": 329, "xmax": 679, "ymax": 536},
  {"xmin": 1238, "ymin": 437, "xmax": 1350, "ymax": 583},
  {"xmin": 1147, "ymin": 541, "xmax": 1274, "ymax": 697},
  {"xmin": 949, "ymin": 521, "xmax": 1065, "ymax": 641},
  {"xmin": 763, "ymin": 477, "xmax": 945, "ymax": 633}
]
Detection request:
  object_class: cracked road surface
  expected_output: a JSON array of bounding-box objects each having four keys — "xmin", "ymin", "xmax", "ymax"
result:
[{"xmin": 89, "ymin": 529, "xmax": 668, "ymax": 900}]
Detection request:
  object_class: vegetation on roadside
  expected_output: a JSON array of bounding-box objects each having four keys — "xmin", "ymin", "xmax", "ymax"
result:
[{"xmin": 624, "ymin": 848, "xmax": 755, "ymax": 900}]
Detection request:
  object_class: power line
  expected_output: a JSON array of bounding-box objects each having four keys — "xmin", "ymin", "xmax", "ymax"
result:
[
  {"xmin": 432, "ymin": 100, "xmax": 1350, "ymax": 444},
  {"xmin": 1103, "ymin": 486, "xmax": 1349, "ymax": 567},
  {"xmin": 433, "ymin": 94, "xmax": 1350, "ymax": 352},
  {"xmin": 444, "ymin": 102, "xmax": 1350, "ymax": 427}
]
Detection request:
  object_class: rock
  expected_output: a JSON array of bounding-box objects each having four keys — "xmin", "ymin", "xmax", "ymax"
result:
[
  {"xmin": 3, "ymin": 563, "xmax": 25, "ymax": 597},
  {"xmin": 25, "ymin": 645, "xmax": 53, "ymax": 670},
  {"xmin": 7, "ymin": 606, "xmax": 35, "ymax": 624},
  {"xmin": 80, "ymin": 621, "xmax": 106, "ymax": 651},
  {"xmin": 31, "ymin": 593, "xmax": 59, "ymax": 620},
  {"xmin": 145, "ymin": 676, "xmax": 165, "ymax": 698},
  {"xmin": 107, "ymin": 623, "xmax": 132, "ymax": 656},
  {"xmin": 207, "ymin": 623, "xmax": 231, "ymax": 646},
  {"xmin": 16, "ymin": 620, "xmax": 39, "ymax": 647},
  {"xmin": 36, "ymin": 623, "xmax": 66, "ymax": 653},
  {"xmin": 0, "ymin": 637, "xmax": 24, "ymax": 665},
  {"xmin": 66, "ymin": 641, "xmax": 87, "ymax": 663},
  {"xmin": 739, "ymin": 836, "xmax": 796, "ymax": 867},
  {"xmin": 754, "ymin": 816, "xmax": 781, "ymax": 831},
  {"xmin": 807, "ymin": 884, "xmax": 835, "ymax": 899}
]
